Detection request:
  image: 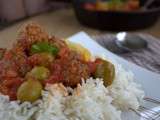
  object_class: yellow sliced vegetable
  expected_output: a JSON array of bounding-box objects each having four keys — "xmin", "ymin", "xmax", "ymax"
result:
[{"xmin": 65, "ymin": 40, "xmax": 91, "ymax": 61}]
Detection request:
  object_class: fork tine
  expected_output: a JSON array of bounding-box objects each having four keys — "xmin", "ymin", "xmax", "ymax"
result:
[
  {"xmin": 144, "ymin": 97, "xmax": 160, "ymax": 104},
  {"xmin": 137, "ymin": 108, "xmax": 157, "ymax": 120},
  {"xmin": 154, "ymin": 114, "xmax": 160, "ymax": 120},
  {"xmin": 143, "ymin": 97, "xmax": 160, "ymax": 119},
  {"xmin": 132, "ymin": 106, "xmax": 160, "ymax": 120},
  {"xmin": 139, "ymin": 106, "xmax": 159, "ymax": 115},
  {"xmin": 131, "ymin": 108, "xmax": 151, "ymax": 120},
  {"xmin": 153, "ymin": 115, "xmax": 160, "ymax": 120},
  {"xmin": 131, "ymin": 97, "xmax": 160, "ymax": 120}
]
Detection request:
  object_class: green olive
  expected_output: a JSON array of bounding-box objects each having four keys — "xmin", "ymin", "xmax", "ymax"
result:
[
  {"xmin": 95, "ymin": 59, "xmax": 115, "ymax": 86},
  {"xmin": 38, "ymin": 53, "xmax": 54, "ymax": 67},
  {"xmin": 26, "ymin": 66, "xmax": 50, "ymax": 81},
  {"xmin": 17, "ymin": 79, "xmax": 42, "ymax": 102}
]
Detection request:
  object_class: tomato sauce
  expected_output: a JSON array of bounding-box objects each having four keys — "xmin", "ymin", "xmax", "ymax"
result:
[{"xmin": 0, "ymin": 24, "xmax": 98, "ymax": 101}]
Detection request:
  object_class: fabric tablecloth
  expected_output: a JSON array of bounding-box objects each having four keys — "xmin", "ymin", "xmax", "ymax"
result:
[{"xmin": 94, "ymin": 34, "xmax": 160, "ymax": 74}]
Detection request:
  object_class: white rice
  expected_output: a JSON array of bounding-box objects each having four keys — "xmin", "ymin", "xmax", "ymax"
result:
[
  {"xmin": 0, "ymin": 63, "xmax": 144, "ymax": 120},
  {"xmin": 108, "ymin": 64, "xmax": 145, "ymax": 110},
  {"xmin": 64, "ymin": 78, "xmax": 121, "ymax": 120},
  {"xmin": 35, "ymin": 84, "xmax": 68, "ymax": 120},
  {"xmin": 0, "ymin": 94, "xmax": 38, "ymax": 120}
]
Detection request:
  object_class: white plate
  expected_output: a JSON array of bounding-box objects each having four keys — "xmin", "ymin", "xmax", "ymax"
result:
[
  {"xmin": 69, "ymin": 32, "xmax": 160, "ymax": 120},
  {"xmin": 69, "ymin": 32, "xmax": 160, "ymax": 101}
]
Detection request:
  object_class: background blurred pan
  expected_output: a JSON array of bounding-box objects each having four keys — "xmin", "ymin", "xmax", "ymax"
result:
[{"xmin": 72, "ymin": 0, "xmax": 160, "ymax": 31}]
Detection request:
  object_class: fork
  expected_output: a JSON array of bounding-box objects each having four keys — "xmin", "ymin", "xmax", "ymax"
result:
[{"xmin": 131, "ymin": 97, "xmax": 160, "ymax": 120}]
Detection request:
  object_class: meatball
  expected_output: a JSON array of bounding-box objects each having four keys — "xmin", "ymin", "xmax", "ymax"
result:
[
  {"xmin": 62, "ymin": 58, "xmax": 90, "ymax": 87},
  {"xmin": 1, "ymin": 50, "xmax": 31, "ymax": 77},
  {"xmin": 16, "ymin": 23, "xmax": 49, "ymax": 51},
  {"xmin": 51, "ymin": 51, "xmax": 90, "ymax": 87},
  {"xmin": 49, "ymin": 36, "xmax": 68, "ymax": 49}
]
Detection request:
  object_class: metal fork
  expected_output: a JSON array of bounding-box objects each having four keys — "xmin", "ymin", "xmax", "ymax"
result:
[{"xmin": 131, "ymin": 97, "xmax": 160, "ymax": 120}]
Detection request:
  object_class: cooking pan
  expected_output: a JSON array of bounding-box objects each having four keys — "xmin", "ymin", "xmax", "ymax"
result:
[{"xmin": 72, "ymin": 0, "xmax": 160, "ymax": 31}]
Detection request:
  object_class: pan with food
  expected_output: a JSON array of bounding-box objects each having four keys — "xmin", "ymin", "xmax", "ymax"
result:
[{"xmin": 73, "ymin": 0, "xmax": 160, "ymax": 30}]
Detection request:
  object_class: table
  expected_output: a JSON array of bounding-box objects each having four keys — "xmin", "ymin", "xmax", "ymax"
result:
[{"xmin": 0, "ymin": 8, "xmax": 160, "ymax": 48}]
